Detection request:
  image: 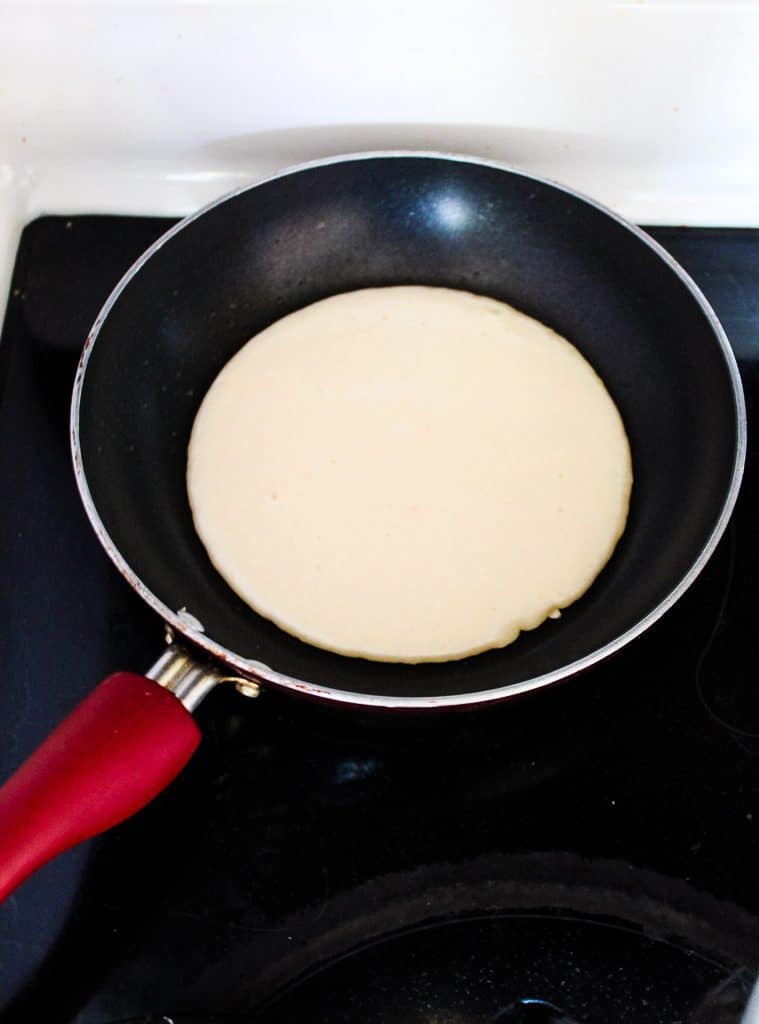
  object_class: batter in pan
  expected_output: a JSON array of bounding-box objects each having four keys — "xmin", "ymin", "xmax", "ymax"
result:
[{"xmin": 187, "ymin": 286, "xmax": 632, "ymax": 662}]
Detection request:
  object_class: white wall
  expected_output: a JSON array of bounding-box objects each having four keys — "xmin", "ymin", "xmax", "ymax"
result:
[{"xmin": 1, "ymin": 0, "xmax": 757, "ymax": 309}]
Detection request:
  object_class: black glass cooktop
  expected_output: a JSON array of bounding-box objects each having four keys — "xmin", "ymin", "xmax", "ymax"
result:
[{"xmin": 1, "ymin": 218, "xmax": 758, "ymax": 1024}]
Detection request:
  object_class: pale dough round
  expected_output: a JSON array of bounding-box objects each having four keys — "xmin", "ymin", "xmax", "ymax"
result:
[{"xmin": 187, "ymin": 286, "xmax": 632, "ymax": 663}]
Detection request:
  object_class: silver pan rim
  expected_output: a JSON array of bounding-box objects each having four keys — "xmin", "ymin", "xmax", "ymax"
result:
[{"xmin": 70, "ymin": 149, "xmax": 747, "ymax": 709}]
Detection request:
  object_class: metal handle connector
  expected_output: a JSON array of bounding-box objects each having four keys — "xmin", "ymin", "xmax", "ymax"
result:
[
  {"xmin": 147, "ymin": 644, "xmax": 263, "ymax": 710},
  {"xmin": 147, "ymin": 646, "xmax": 226, "ymax": 712}
]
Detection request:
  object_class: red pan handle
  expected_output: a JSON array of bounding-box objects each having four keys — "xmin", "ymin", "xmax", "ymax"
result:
[{"xmin": 0, "ymin": 672, "xmax": 201, "ymax": 902}]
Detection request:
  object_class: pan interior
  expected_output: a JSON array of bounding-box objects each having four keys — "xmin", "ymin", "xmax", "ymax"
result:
[{"xmin": 76, "ymin": 156, "xmax": 741, "ymax": 700}]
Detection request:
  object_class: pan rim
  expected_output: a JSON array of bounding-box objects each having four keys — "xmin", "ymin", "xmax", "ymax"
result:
[{"xmin": 70, "ymin": 149, "xmax": 747, "ymax": 709}]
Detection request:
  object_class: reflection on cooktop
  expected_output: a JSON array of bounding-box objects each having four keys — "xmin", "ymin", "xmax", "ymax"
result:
[
  {"xmin": 119, "ymin": 851, "xmax": 757, "ymax": 1024},
  {"xmin": 0, "ymin": 219, "xmax": 758, "ymax": 1024},
  {"xmin": 177, "ymin": 853, "xmax": 757, "ymax": 1023},
  {"xmin": 250, "ymin": 914, "xmax": 746, "ymax": 1024}
]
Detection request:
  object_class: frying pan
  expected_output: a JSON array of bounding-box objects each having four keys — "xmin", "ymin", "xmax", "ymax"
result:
[{"xmin": 0, "ymin": 152, "xmax": 745, "ymax": 901}]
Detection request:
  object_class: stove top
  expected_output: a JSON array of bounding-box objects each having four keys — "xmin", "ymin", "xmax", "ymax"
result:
[{"xmin": 1, "ymin": 217, "xmax": 758, "ymax": 1024}]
